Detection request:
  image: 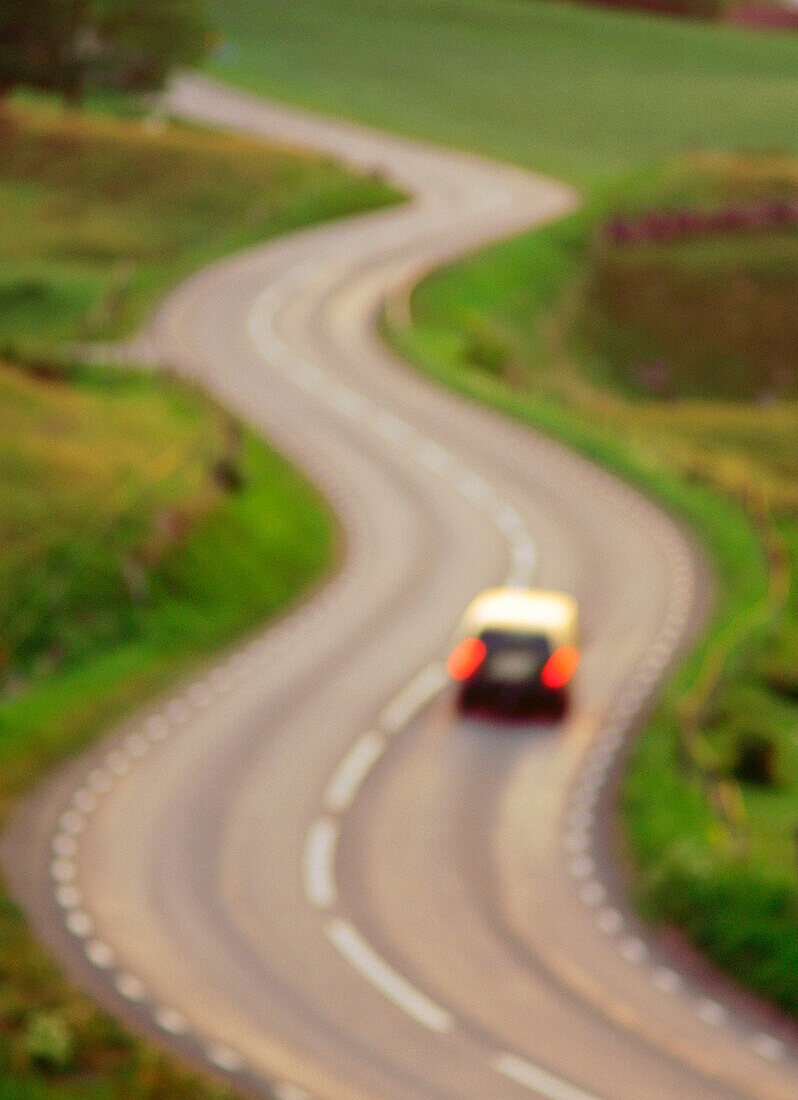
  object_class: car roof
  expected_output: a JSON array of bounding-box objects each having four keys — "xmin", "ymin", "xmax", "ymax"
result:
[{"xmin": 458, "ymin": 587, "xmax": 578, "ymax": 647}]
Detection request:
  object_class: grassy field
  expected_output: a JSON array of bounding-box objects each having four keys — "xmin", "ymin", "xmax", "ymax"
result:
[
  {"xmin": 574, "ymin": 154, "xmax": 798, "ymax": 401},
  {"xmin": 389, "ymin": 154, "xmax": 798, "ymax": 1011},
  {"xmin": 0, "ymin": 99, "xmax": 399, "ymax": 354},
  {"xmin": 208, "ymin": 0, "xmax": 798, "ymax": 185},
  {"xmin": 0, "ymin": 101, "xmax": 399, "ymax": 1097}
]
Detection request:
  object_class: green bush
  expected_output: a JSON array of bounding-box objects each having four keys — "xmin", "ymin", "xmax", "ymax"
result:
[{"xmin": 22, "ymin": 1013, "xmax": 74, "ymax": 1072}]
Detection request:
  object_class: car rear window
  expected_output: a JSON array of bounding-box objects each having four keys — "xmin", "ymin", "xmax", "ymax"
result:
[{"xmin": 479, "ymin": 631, "xmax": 551, "ymax": 681}]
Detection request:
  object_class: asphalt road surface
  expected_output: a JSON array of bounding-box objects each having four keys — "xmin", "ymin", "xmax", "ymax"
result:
[{"xmin": 6, "ymin": 75, "xmax": 798, "ymax": 1100}]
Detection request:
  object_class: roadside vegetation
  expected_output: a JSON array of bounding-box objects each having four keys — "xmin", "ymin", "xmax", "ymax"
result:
[
  {"xmin": 0, "ymin": 99, "xmax": 398, "ymax": 1096},
  {"xmin": 388, "ymin": 152, "xmax": 798, "ymax": 1012}
]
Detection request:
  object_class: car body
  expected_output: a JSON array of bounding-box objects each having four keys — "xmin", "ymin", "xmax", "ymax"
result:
[{"xmin": 447, "ymin": 587, "xmax": 579, "ymax": 718}]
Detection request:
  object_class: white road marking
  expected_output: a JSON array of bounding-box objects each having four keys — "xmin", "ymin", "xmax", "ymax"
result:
[
  {"xmin": 653, "ymin": 967, "xmax": 681, "ymax": 994},
  {"xmin": 579, "ymin": 881, "xmax": 605, "ymax": 907},
  {"xmin": 52, "ymin": 834, "xmax": 77, "ymax": 858},
  {"xmin": 324, "ymin": 732, "xmax": 386, "ymax": 812},
  {"xmin": 207, "ymin": 1044, "xmax": 245, "ymax": 1072},
  {"xmin": 188, "ymin": 683, "xmax": 214, "ymax": 709},
  {"xmin": 569, "ymin": 856, "xmax": 594, "ymax": 879},
  {"xmin": 59, "ymin": 810, "xmax": 85, "ymax": 835},
  {"xmin": 303, "ymin": 818, "xmax": 339, "ymax": 909},
  {"xmin": 374, "ymin": 411, "xmax": 412, "ymax": 445},
  {"xmin": 88, "ymin": 769, "xmax": 111, "ymax": 793},
  {"xmin": 751, "ymin": 1034, "xmax": 784, "ymax": 1061},
  {"xmin": 329, "ymin": 384, "xmax": 366, "ymax": 418},
  {"xmin": 85, "ymin": 940, "xmax": 114, "ymax": 968},
  {"xmin": 66, "ymin": 910, "xmax": 94, "ymax": 937},
  {"xmin": 106, "ymin": 751, "xmax": 130, "ymax": 776},
  {"xmin": 327, "ymin": 918, "xmax": 453, "ymax": 1033},
  {"xmin": 494, "ymin": 1051, "xmax": 604, "ymax": 1100},
  {"xmin": 273, "ymin": 1084, "xmax": 313, "ymax": 1100},
  {"xmin": 495, "ymin": 504, "xmax": 526, "ymax": 535},
  {"xmin": 619, "ymin": 937, "xmax": 647, "ymax": 964},
  {"xmin": 51, "ymin": 859, "xmax": 76, "ymax": 883},
  {"xmin": 563, "ymin": 832, "xmax": 590, "ymax": 854},
  {"xmin": 165, "ymin": 700, "xmax": 191, "ymax": 725},
  {"xmin": 155, "ymin": 1006, "xmax": 189, "ymax": 1035},
  {"xmin": 73, "ymin": 789, "xmax": 96, "ymax": 813},
  {"xmin": 457, "ymin": 471, "xmax": 496, "ymax": 507},
  {"xmin": 417, "ymin": 439, "xmax": 453, "ymax": 474},
  {"xmin": 124, "ymin": 734, "xmax": 149, "ymax": 758},
  {"xmin": 696, "ymin": 999, "xmax": 727, "ymax": 1027},
  {"xmin": 596, "ymin": 908, "xmax": 623, "ymax": 936},
  {"xmin": 148, "ymin": 714, "xmax": 172, "ymax": 738},
  {"xmin": 379, "ymin": 663, "xmax": 448, "ymax": 733},
  {"xmin": 55, "ymin": 885, "xmax": 82, "ymax": 909},
  {"xmin": 116, "ymin": 973, "xmax": 147, "ymax": 1001}
]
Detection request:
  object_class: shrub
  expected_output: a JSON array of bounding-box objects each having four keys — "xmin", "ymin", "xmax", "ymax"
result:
[
  {"xmin": 23, "ymin": 1011, "xmax": 74, "ymax": 1072},
  {"xmin": 730, "ymin": 730, "xmax": 781, "ymax": 788}
]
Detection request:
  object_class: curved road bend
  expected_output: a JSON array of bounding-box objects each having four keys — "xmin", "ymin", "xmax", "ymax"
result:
[{"xmin": 5, "ymin": 74, "xmax": 798, "ymax": 1100}]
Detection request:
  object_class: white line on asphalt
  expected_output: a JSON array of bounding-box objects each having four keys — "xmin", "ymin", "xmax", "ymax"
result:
[
  {"xmin": 72, "ymin": 789, "xmax": 96, "ymax": 813},
  {"xmin": 207, "ymin": 1044, "xmax": 245, "ymax": 1073},
  {"xmin": 494, "ymin": 1051, "xmax": 604, "ymax": 1100},
  {"xmin": 124, "ymin": 734, "xmax": 149, "ymax": 758},
  {"xmin": 59, "ymin": 810, "xmax": 85, "ymax": 835},
  {"xmin": 417, "ymin": 439, "xmax": 454, "ymax": 474},
  {"xmin": 329, "ymin": 384, "xmax": 366, "ymax": 419},
  {"xmin": 273, "ymin": 1084, "xmax": 313, "ymax": 1100},
  {"xmin": 374, "ymin": 411, "xmax": 412, "ymax": 445},
  {"xmin": 751, "ymin": 1033, "xmax": 784, "ymax": 1061},
  {"xmin": 52, "ymin": 834, "xmax": 77, "ymax": 857},
  {"xmin": 66, "ymin": 910, "xmax": 94, "ymax": 937},
  {"xmin": 85, "ymin": 940, "xmax": 114, "ymax": 968},
  {"xmin": 51, "ymin": 859, "xmax": 76, "ymax": 883},
  {"xmin": 155, "ymin": 1006, "xmax": 189, "ymax": 1035},
  {"xmin": 116, "ymin": 973, "xmax": 147, "ymax": 1002},
  {"xmin": 378, "ymin": 663, "xmax": 448, "ymax": 733},
  {"xmin": 303, "ymin": 818, "xmax": 339, "ymax": 909},
  {"xmin": 457, "ymin": 471, "xmax": 496, "ymax": 507},
  {"xmin": 55, "ymin": 885, "xmax": 82, "ymax": 909},
  {"xmin": 324, "ymin": 732, "xmax": 386, "ymax": 813},
  {"xmin": 326, "ymin": 918, "xmax": 453, "ymax": 1033}
]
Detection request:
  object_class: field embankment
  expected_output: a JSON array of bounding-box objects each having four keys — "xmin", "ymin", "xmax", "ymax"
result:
[{"xmin": 0, "ymin": 100, "xmax": 398, "ymax": 1097}]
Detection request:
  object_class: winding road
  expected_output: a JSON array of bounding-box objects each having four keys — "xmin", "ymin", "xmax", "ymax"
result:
[{"xmin": 5, "ymin": 75, "xmax": 798, "ymax": 1100}]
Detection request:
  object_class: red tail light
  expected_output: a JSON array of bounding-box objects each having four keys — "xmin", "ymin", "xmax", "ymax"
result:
[
  {"xmin": 541, "ymin": 646, "xmax": 579, "ymax": 690},
  {"xmin": 447, "ymin": 637, "xmax": 487, "ymax": 681}
]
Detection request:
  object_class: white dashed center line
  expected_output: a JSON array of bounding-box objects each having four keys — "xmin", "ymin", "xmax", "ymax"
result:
[
  {"xmin": 326, "ymin": 918, "xmax": 453, "ymax": 1033},
  {"xmin": 303, "ymin": 818, "xmax": 339, "ymax": 909},
  {"xmin": 494, "ymin": 1052, "xmax": 604, "ymax": 1100},
  {"xmin": 324, "ymin": 731, "xmax": 386, "ymax": 813},
  {"xmin": 378, "ymin": 662, "xmax": 448, "ymax": 733}
]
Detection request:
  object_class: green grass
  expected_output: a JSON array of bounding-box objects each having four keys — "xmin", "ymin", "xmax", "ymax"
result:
[
  {"xmin": 0, "ymin": 100, "xmax": 400, "ymax": 353},
  {"xmin": 0, "ymin": 99, "xmax": 402, "ymax": 1097},
  {"xmin": 387, "ymin": 155, "xmax": 798, "ymax": 1011},
  {"xmin": 209, "ymin": 0, "xmax": 798, "ymax": 186},
  {"xmin": 573, "ymin": 153, "xmax": 798, "ymax": 400}
]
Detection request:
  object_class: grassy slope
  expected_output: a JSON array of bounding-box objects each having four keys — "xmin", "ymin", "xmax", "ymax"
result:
[
  {"xmin": 209, "ymin": 0, "xmax": 798, "ymax": 185},
  {"xmin": 0, "ymin": 104, "xmax": 399, "ymax": 1096},
  {"xmin": 0, "ymin": 100, "xmax": 400, "ymax": 353}
]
